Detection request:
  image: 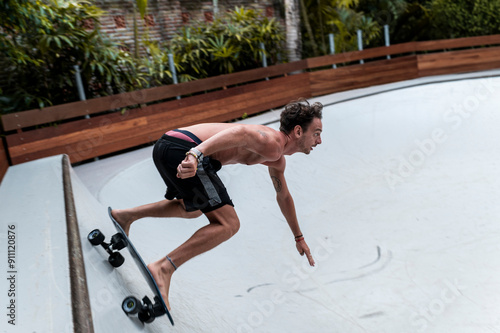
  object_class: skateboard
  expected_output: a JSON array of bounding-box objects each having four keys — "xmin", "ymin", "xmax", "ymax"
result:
[{"xmin": 87, "ymin": 207, "xmax": 174, "ymax": 325}]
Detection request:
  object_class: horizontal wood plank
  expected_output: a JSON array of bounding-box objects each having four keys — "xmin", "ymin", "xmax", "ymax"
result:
[
  {"xmin": 310, "ymin": 56, "xmax": 418, "ymax": 96},
  {"xmin": 415, "ymin": 34, "xmax": 500, "ymax": 52},
  {"xmin": 417, "ymin": 46, "xmax": 500, "ymax": 77},
  {"xmin": 306, "ymin": 43, "xmax": 418, "ymax": 69},
  {"xmin": 0, "ymin": 141, "xmax": 9, "ymax": 183}
]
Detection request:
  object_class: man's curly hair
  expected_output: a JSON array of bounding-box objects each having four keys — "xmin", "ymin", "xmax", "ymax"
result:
[{"xmin": 279, "ymin": 98, "xmax": 323, "ymax": 134}]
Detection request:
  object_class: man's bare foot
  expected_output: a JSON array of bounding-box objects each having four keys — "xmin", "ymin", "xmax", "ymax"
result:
[
  {"xmin": 148, "ymin": 258, "xmax": 175, "ymax": 311},
  {"xmin": 110, "ymin": 209, "xmax": 134, "ymax": 236}
]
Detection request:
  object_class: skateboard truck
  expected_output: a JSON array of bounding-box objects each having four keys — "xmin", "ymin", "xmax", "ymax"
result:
[
  {"xmin": 122, "ymin": 295, "xmax": 167, "ymax": 323},
  {"xmin": 88, "ymin": 229, "xmax": 127, "ymax": 267}
]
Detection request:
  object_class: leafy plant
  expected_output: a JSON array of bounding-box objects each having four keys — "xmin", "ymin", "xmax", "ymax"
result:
[
  {"xmin": 0, "ymin": 0, "xmax": 142, "ymax": 114},
  {"xmin": 299, "ymin": 0, "xmax": 382, "ymax": 58},
  {"xmin": 430, "ymin": 0, "xmax": 500, "ymax": 39},
  {"xmin": 206, "ymin": 35, "xmax": 241, "ymax": 74},
  {"xmin": 389, "ymin": 2, "xmax": 432, "ymax": 43},
  {"xmin": 137, "ymin": 40, "xmax": 174, "ymax": 87},
  {"xmin": 168, "ymin": 26, "xmax": 210, "ymax": 80},
  {"xmin": 357, "ymin": 0, "xmax": 500, "ymax": 44},
  {"xmin": 169, "ymin": 6, "xmax": 286, "ymax": 80}
]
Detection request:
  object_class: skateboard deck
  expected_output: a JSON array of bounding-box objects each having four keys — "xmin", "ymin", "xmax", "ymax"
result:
[{"xmin": 87, "ymin": 207, "xmax": 174, "ymax": 325}]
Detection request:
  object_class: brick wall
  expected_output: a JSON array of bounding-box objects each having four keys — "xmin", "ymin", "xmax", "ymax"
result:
[{"xmin": 94, "ymin": 0, "xmax": 280, "ymax": 52}]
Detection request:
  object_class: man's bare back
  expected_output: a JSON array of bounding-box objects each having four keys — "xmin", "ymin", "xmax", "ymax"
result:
[{"xmin": 179, "ymin": 123, "xmax": 287, "ymax": 167}]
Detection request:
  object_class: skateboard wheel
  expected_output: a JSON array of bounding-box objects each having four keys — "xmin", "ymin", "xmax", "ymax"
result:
[
  {"xmin": 122, "ymin": 296, "xmax": 140, "ymax": 315},
  {"xmin": 88, "ymin": 229, "xmax": 105, "ymax": 246},
  {"xmin": 138, "ymin": 309, "xmax": 155, "ymax": 324},
  {"xmin": 108, "ymin": 252, "xmax": 125, "ymax": 267},
  {"xmin": 111, "ymin": 233, "xmax": 128, "ymax": 251}
]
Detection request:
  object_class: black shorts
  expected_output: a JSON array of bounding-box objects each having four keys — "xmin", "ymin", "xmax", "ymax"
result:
[{"xmin": 152, "ymin": 132, "xmax": 233, "ymax": 213}]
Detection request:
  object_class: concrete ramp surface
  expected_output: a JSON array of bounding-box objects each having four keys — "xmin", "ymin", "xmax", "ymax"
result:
[
  {"xmin": 2, "ymin": 71, "xmax": 500, "ymax": 332},
  {"xmin": 0, "ymin": 156, "xmax": 74, "ymax": 333}
]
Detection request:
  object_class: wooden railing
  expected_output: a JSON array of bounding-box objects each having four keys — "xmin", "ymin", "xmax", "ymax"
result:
[{"xmin": 1, "ymin": 34, "xmax": 500, "ymax": 169}]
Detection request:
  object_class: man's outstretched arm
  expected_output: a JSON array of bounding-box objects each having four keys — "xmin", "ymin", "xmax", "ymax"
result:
[{"xmin": 268, "ymin": 160, "xmax": 315, "ymax": 266}]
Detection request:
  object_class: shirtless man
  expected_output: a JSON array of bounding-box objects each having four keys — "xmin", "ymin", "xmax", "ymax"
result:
[{"xmin": 111, "ymin": 99, "xmax": 323, "ymax": 310}]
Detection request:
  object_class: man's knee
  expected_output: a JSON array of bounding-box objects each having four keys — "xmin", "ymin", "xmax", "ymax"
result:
[
  {"xmin": 205, "ymin": 205, "xmax": 240, "ymax": 238},
  {"xmin": 227, "ymin": 218, "xmax": 240, "ymax": 237},
  {"xmin": 215, "ymin": 215, "xmax": 239, "ymax": 239}
]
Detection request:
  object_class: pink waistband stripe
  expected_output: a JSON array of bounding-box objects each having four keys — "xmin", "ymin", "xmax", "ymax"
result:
[{"xmin": 165, "ymin": 130, "xmax": 197, "ymax": 143}]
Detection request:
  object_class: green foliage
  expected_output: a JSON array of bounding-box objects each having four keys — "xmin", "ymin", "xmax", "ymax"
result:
[
  {"xmin": 137, "ymin": 41, "xmax": 174, "ymax": 87},
  {"xmin": 357, "ymin": 0, "xmax": 500, "ymax": 44},
  {"xmin": 168, "ymin": 26, "xmax": 210, "ymax": 80},
  {"xmin": 0, "ymin": 0, "xmax": 142, "ymax": 114},
  {"xmin": 307, "ymin": 0, "xmax": 500, "ymax": 54},
  {"xmin": 300, "ymin": 0, "xmax": 382, "ymax": 58},
  {"xmin": 389, "ymin": 2, "xmax": 432, "ymax": 43},
  {"xmin": 355, "ymin": 0, "xmax": 413, "ymax": 44},
  {"xmin": 430, "ymin": 0, "xmax": 500, "ymax": 39},
  {"xmin": 169, "ymin": 6, "xmax": 286, "ymax": 80}
]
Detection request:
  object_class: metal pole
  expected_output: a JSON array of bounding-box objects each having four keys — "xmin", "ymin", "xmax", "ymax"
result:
[
  {"xmin": 74, "ymin": 65, "xmax": 98, "ymax": 161},
  {"xmin": 168, "ymin": 53, "xmax": 180, "ymax": 99},
  {"xmin": 357, "ymin": 29, "xmax": 364, "ymax": 64},
  {"xmin": 260, "ymin": 42, "xmax": 268, "ymax": 68},
  {"xmin": 260, "ymin": 42, "xmax": 269, "ymax": 81},
  {"xmin": 328, "ymin": 33, "xmax": 337, "ymax": 69},
  {"xmin": 384, "ymin": 24, "xmax": 391, "ymax": 59},
  {"xmin": 74, "ymin": 65, "xmax": 86, "ymax": 101},
  {"xmin": 74, "ymin": 65, "xmax": 90, "ymax": 120},
  {"xmin": 213, "ymin": 0, "xmax": 218, "ymax": 16}
]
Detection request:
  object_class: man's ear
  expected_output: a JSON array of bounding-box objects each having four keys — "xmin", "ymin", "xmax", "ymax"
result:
[{"xmin": 293, "ymin": 125, "xmax": 302, "ymax": 137}]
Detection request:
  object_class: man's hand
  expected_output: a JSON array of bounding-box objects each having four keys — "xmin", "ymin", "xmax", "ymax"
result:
[
  {"xmin": 176, "ymin": 155, "xmax": 198, "ymax": 179},
  {"xmin": 296, "ymin": 239, "xmax": 315, "ymax": 266}
]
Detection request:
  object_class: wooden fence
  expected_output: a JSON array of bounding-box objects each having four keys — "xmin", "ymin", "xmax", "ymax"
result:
[{"xmin": 1, "ymin": 34, "xmax": 500, "ymax": 173}]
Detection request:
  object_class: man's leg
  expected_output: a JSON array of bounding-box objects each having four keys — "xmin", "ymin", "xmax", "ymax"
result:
[
  {"xmin": 148, "ymin": 204, "xmax": 240, "ymax": 310},
  {"xmin": 111, "ymin": 199, "xmax": 202, "ymax": 235}
]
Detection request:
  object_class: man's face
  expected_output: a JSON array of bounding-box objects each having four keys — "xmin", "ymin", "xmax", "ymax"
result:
[{"xmin": 298, "ymin": 117, "xmax": 323, "ymax": 154}]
